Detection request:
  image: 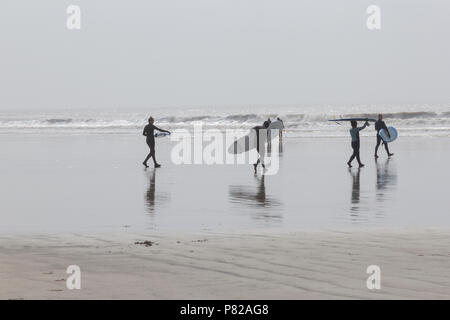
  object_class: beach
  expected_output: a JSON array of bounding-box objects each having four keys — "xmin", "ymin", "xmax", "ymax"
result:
[
  {"xmin": 2, "ymin": 0, "xmax": 450, "ymax": 302},
  {"xmin": 2, "ymin": 229, "xmax": 450, "ymax": 299},
  {"xmin": 1, "ymin": 132, "xmax": 450, "ymax": 299}
]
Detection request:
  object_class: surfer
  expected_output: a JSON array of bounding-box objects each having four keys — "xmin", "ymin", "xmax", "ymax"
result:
[
  {"xmin": 142, "ymin": 117, "xmax": 171, "ymax": 168},
  {"xmin": 267, "ymin": 118, "xmax": 272, "ymax": 150},
  {"xmin": 374, "ymin": 114, "xmax": 394, "ymax": 158},
  {"xmin": 347, "ymin": 120, "xmax": 369, "ymax": 168},
  {"xmin": 253, "ymin": 120, "xmax": 270, "ymax": 173},
  {"xmin": 277, "ymin": 117, "xmax": 284, "ymax": 141}
]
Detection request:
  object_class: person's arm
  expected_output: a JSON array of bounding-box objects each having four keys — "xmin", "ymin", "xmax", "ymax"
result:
[
  {"xmin": 153, "ymin": 126, "xmax": 170, "ymax": 134},
  {"xmin": 358, "ymin": 122, "xmax": 369, "ymax": 131},
  {"xmin": 142, "ymin": 126, "xmax": 148, "ymax": 136}
]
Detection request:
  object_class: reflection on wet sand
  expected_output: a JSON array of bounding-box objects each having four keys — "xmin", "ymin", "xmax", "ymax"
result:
[
  {"xmin": 229, "ymin": 175, "xmax": 282, "ymax": 221},
  {"xmin": 347, "ymin": 158, "xmax": 398, "ymax": 223},
  {"xmin": 375, "ymin": 158, "xmax": 398, "ymax": 211},
  {"xmin": 145, "ymin": 169, "xmax": 169, "ymax": 215},
  {"xmin": 349, "ymin": 168, "xmax": 361, "ymax": 215}
]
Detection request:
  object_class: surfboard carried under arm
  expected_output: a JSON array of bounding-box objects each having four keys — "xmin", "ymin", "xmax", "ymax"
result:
[
  {"xmin": 154, "ymin": 131, "xmax": 171, "ymax": 138},
  {"xmin": 379, "ymin": 127, "xmax": 398, "ymax": 143}
]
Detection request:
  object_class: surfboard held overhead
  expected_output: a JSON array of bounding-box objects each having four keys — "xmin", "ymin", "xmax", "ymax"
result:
[{"xmin": 328, "ymin": 118, "xmax": 377, "ymax": 123}]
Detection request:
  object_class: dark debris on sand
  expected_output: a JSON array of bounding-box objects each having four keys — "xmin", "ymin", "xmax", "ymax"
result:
[{"xmin": 134, "ymin": 240, "xmax": 158, "ymax": 247}]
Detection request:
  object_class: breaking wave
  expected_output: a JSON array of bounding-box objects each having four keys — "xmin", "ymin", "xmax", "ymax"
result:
[{"xmin": 1, "ymin": 109, "xmax": 449, "ymax": 137}]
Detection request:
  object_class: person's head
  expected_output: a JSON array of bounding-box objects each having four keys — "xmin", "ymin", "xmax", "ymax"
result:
[
  {"xmin": 263, "ymin": 121, "xmax": 270, "ymax": 128},
  {"xmin": 148, "ymin": 117, "xmax": 154, "ymax": 124},
  {"xmin": 378, "ymin": 114, "xmax": 383, "ymax": 120},
  {"xmin": 351, "ymin": 120, "xmax": 357, "ymax": 128}
]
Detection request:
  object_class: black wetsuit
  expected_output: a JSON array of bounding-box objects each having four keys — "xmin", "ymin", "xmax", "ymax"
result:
[
  {"xmin": 375, "ymin": 120, "xmax": 391, "ymax": 156},
  {"xmin": 252, "ymin": 125, "xmax": 267, "ymax": 171},
  {"xmin": 143, "ymin": 124, "xmax": 157, "ymax": 165}
]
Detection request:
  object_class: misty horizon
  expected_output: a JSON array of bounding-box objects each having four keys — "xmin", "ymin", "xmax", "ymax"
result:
[{"xmin": 1, "ymin": 1, "xmax": 450, "ymax": 110}]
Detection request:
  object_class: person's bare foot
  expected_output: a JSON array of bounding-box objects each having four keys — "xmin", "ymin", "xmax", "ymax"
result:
[
  {"xmin": 347, "ymin": 161, "xmax": 352, "ymax": 168},
  {"xmin": 155, "ymin": 163, "xmax": 161, "ymax": 168},
  {"xmin": 388, "ymin": 153, "xmax": 394, "ymax": 157},
  {"xmin": 374, "ymin": 155, "xmax": 379, "ymax": 159},
  {"xmin": 142, "ymin": 162, "xmax": 149, "ymax": 168},
  {"xmin": 359, "ymin": 163, "xmax": 365, "ymax": 168}
]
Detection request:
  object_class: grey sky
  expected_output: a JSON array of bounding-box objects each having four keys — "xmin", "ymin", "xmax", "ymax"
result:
[{"xmin": 1, "ymin": 0, "xmax": 449, "ymax": 109}]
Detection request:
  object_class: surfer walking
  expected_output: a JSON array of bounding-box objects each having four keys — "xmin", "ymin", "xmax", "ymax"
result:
[
  {"xmin": 374, "ymin": 114, "xmax": 394, "ymax": 159},
  {"xmin": 277, "ymin": 117, "xmax": 284, "ymax": 142},
  {"xmin": 253, "ymin": 120, "xmax": 270, "ymax": 173},
  {"xmin": 142, "ymin": 117, "xmax": 170, "ymax": 168},
  {"xmin": 347, "ymin": 120, "xmax": 369, "ymax": 168}
]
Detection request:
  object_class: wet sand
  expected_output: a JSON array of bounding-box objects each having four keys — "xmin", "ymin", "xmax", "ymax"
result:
[
  {"xmin": 0, "ymin": 134, "xmax": 449, "ymax": 233},
  {"xmin": 1, "ymin": 229, "xmax": 450, "ymax": 299}
]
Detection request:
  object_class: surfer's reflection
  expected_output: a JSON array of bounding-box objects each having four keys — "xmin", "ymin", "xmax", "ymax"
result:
[
  {"xmin": 228, "ymin": 175, "xmax": 282, "ymax": 221},
  {"xmin": 375, "ymin": 158, "xmax": 398, "ymax": 206},
  {"xmin": 349, "ymin": 168, "xmax": 361, "ymax": 214},
  {"xmin": 145, "ymin": 169, "xmax": 169, "ymax": 215},
  {"xmin": 145, "ymin": 169, "xmax": 156, "ymax": 212}
]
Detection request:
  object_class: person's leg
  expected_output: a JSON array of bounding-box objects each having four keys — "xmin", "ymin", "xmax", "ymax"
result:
[
  {"xmin": 356, "ymin": 151, "xmax": 363, "ymax": 166},
  {"xmin": 254, "ymin": 157, "xmax": 260, "ymax": 173},
  {"xmin": 254, "ymin": 131, "xmax": 264, "ymax": 173},
  {"xmin": 150, "ymin": 145, "xmax": 156, "ymax": 165},
  {"xmin": 348, "ymin": 142, "xmax": 357, "ymax": 167},
  {"xmin": 375, "ymin": 135, "xmax": 381, "ymax": 158},
  {"xmin": 149, "ymin": 142, "xmax": 160, "ymax": 167},
  {"xmin": 143, "ymin": 142, "xmax": 152, "ymax": 167},
  {"xmin": 254, "ymin": 132, "xmax": 261, "ymax": 168},
  {"xmin": 259, "ymin": 145, "xmax": 266, "ymax": 169},
  {"xmin": 143, "ymin": 152, "xmax": 151, "ymax": 167},
  {"xmin": 383, "ymin": 141, "xmax": 393, "ymax": 156},
  {"xmin": 355, "ymin": 142, "xmax": 364, "ymax": 167}
]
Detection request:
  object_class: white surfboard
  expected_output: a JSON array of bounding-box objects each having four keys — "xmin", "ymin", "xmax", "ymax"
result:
[
  {"xmin": 268, "ymin": 119, "xmax": 285, "ymax": 130},
  {"xmin": 154, "ymin": 131, "xmax": 170, "ymax": 138},
  {"xmin": 379, "ymin": 127, "xmax": 398, "ymax": 143},
  {"xmin": 228, "ymin": 129, "xmax": 258, "ymax": 154},
  {"xmin": 228, "ymin": 128, "xmax": 275, "ymax": 154},
  {"xmin": 227, "ymin": 119, "xmax": 284, "ymax": 154}
]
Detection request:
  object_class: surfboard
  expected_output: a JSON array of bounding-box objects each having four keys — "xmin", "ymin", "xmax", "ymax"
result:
[
  {"xmin": 228, "ymin": 130, "xmax": 260, "ymax": 154},
  {"xmin": 328, "ymin": 118, "xmax": 377, "ymax": 123},
  {"xmin": 228, "ymin": 129, "xmax": 270, "ymax": 154},
  {"xmin": 227, "ymin": 120, "xmax": 284, "ymax": 154},
  {"xmin": 154, "ymin": 131, "xmax": 170, "ymax": 138},
  {"xmin": 268, "ymin": 119, "xmax": 285, "ymax": 130},
  {"xmin": 379, "ymin": 127, "xmax": 398, "ymax": 143}
]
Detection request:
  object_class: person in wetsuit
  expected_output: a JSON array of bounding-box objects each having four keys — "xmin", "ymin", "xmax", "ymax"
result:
[
  {"xmin": 374, "ymin": 114, "xmax": 394, "ymax": 159},
  {"xmin": 142, "ymin": 117, "xmax": 170, "ymax": 168},
  {"xmin": 347, "ymin": 120, "xmax": 369, "ymax": 168},
  {"xmin": 253, "ymin": 120, "xmax": 270, "ymax": 173}
]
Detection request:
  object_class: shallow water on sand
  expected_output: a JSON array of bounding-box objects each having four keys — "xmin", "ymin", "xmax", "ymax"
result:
[{"xmin": 0, "ymin": 134, "xmax": 449, "ymax": 233}]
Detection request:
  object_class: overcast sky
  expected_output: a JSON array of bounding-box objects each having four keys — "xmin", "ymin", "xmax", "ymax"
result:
[{"xmin": 1, "ymin": 0, "xmax": 450, "ymax": 110}]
